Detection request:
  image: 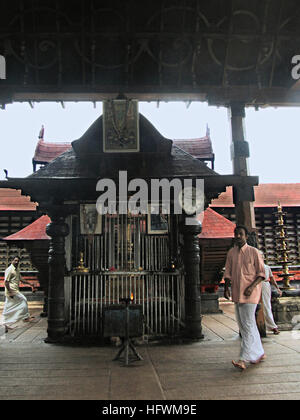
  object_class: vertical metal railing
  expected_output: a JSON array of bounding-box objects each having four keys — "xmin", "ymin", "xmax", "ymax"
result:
[
  {"xmin": 68, "ymin": 272, "xmax": 184, "ymax": 337},
  {"xmin": 67, "ymin": 212, "xmax": 184, "ymax": 337},
  {"xmin": 78, "ymin": 214, "xmax": 169, "ymax": 272}
]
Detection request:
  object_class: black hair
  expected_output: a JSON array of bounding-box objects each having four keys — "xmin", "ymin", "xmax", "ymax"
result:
[{"xmin": 234, "ymin": 225, "xmax": 249, "ymax": 236}]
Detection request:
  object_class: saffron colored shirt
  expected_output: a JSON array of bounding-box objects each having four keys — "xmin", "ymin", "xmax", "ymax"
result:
[{"xmin": 224, "ymin": 243, "xmax": 265, "ymax": 304}]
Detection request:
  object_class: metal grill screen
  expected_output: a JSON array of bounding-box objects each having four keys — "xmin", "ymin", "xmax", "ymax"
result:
[{"xmin": 66, "ymin": 213, "xmax": 184, "ymax": 337}]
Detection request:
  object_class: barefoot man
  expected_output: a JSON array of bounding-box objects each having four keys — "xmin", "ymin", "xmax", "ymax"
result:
[
  {"xmin": 224, "ymin": 226, "xmax": 266, "ymax": 370},
  {"xmin": 1, "ymin": 256, "xmax": 37, "ymax": 332}
]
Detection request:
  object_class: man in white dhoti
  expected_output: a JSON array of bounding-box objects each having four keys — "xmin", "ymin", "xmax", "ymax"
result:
[
  {"xmin": 260, "ymin": 253, "xmax": 282, "ymax": 335},
  {"xmin": 224, "ymin": 226, "xmax": 266, "ymax": 371},
  {"xmin": 1, "ymin": 256, "xmax": 37, "ymax": 332}
]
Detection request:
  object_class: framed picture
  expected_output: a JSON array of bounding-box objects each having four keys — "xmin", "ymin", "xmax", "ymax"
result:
[
  {"xmin": 103, "ymin": 99, "xmax": 139, "ymax": 153},
  {"xmin": 80, "ymin": 204, "xmax": 102, "ymax": 235},
  {"xmin": 147, "ymin": 204, "xmax": 169, "ymax": 234}
]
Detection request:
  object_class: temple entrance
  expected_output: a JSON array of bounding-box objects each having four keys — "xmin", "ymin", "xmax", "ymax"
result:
[{"xmin": 66, "ymin": 211, "xmax": 184, "ymax": 338}]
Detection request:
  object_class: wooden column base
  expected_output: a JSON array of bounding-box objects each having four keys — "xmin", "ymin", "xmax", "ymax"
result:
[
  {"xmin": 45, "ymin": 214, "xmax": 69, "ymax": 343},
  {"xmin": 182, "ymin": 219, "xmax": 203, "ymax": 339}
]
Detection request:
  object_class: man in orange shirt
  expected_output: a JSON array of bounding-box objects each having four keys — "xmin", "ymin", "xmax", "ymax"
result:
[{"xmin": 224, "ymin": 225, "xmax": 266, "ymax": 370}]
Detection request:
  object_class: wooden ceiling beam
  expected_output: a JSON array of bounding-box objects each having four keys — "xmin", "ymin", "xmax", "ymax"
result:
[{"xmin": 0, "ymin": 85, "xmax": 299, "ymax": 107}]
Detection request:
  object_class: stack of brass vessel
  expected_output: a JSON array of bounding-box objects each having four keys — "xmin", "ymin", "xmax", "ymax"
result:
[{"xmin": 274, "ymin": 202, "xmax": 293, "ymax": 289}]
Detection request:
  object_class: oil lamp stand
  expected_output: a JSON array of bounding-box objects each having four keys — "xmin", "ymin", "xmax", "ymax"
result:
[
  {"xmin": 113, "ymin": 297, "xmax": 143, "ymax": 366},
  {"xmin": 270, "ymin": 203, "xmax": 300, "ymax": 330}
]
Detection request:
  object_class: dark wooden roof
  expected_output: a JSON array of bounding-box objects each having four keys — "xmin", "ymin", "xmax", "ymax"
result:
[
  {"xmin": 27, "ymin": 145, "xmax": 218, "ymax": 181},
  {"xmin": 0, "ymin": 113, "xmax": 259, "ymax": 203},
  {"xmin": 173, "ymin": 136, "xmax": 214, "ymax": 160}
]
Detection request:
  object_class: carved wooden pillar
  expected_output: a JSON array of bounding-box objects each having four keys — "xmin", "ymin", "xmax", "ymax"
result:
[
  {"xmin": 229, "ymin": 102, "xmax": 256, "ymax": 235},
  {"xmin": 45, "ymin": 212, "xmax": 69, "ymax": 343},
  {"xmin": 182, "ymin": 218, "xmax": 203, "ymax": 339}
]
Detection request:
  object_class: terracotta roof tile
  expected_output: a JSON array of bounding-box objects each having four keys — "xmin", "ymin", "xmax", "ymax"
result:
[
  {"xmin": 210, "ymin": 184, "xmax": 300, "ymax": 208},
  {"xmin": 198, "ymin": 207, "xmax": 235, "ymax": 238},
  {"xmin": 0, "ymin": 188, "xmax": 37, "ymax": 211},
  {"xmin": 3, "ymin": 215, "xmax": 50, "ymax": 240},
  {"xmin": 33, "ymin": 139, "xmax": 72, "ymax": 163},
  {"xmin": 32, "ymin": 136, "xmax": 214, "ymax": 165}
]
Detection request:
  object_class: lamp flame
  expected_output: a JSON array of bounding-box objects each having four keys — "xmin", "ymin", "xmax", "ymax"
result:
[{"xmin": 130, "ymin": 292, "xmax": 134, "ymax": 301}]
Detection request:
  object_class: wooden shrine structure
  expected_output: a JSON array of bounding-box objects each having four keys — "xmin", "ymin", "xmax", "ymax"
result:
[
  {"xmin": 0, "ymin": 112, "xmax": 255, "ymax": 342},
  {"xmin": 1, "ymin": 0, "xmax": 300, "ymax": 341}
]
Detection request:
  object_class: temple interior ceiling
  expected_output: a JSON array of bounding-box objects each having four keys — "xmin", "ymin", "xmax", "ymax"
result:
[{"xmin": 1, "ymin": 0, "xmax": 300, "ymax": 106}]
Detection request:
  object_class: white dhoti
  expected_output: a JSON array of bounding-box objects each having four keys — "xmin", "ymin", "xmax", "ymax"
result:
[
  {"xmin": 261, "ymin": 281, "xmax": 278, "ymax": 331},
  {"xmin": 1, "ymin": 293, "xmax": 30, "ymax": 325},
  {"xmin": 235, "ymin": 303, "xmax": 264, "ymax": 362}
]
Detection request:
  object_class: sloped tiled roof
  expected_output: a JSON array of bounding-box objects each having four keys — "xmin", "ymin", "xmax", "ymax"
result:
[
  {"xmin": 173, "ymin": 136, "xmax": 214, "ymax": 159},
  {"xmin": 0, "ymin": 188, "xmax": 37, "ymax": 211},
  {"xmin": 32, "ymin": 123, "xmax": 214, "ymax": 165},
  {"xmin": 33, "ymin": 136, "xmax": 214, "ymax": 164},
  {"xmin": 198, "ymin": 207, "xmax": 235, "ymax": 239},
  {"xmin": 27, "ymin": 114, "xmax": 218, "ymax": 180},
  {"xmin": 210, "ymin": 184, "xmax": 300, "ymax": 208},
  {"xmin": 27, "ymin": 144, "xmax": 218, "ymax": 180},
  {"xmin": 33, "ymin": 139, "xmax": 72, "ymax": 163},
  {"xmin": 3, "ymin": 215, "xmax": 50, "ymax": 240}
]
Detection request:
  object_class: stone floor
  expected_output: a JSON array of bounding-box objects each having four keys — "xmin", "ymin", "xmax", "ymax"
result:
[{"xmin": 1, "ymin": 299, "xmax": 300, "ymax": 400}]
